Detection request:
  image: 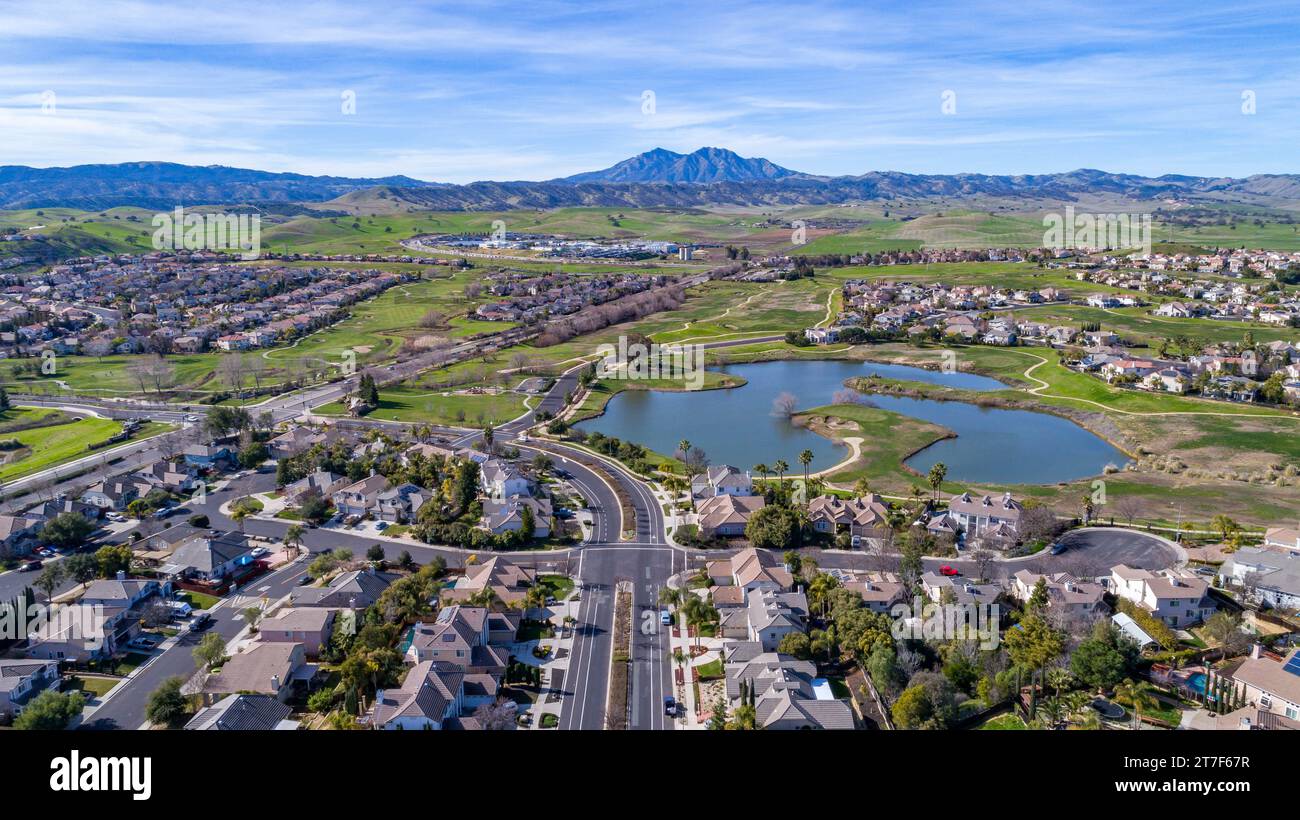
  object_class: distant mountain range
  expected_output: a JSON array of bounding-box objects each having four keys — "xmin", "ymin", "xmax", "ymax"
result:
[
  {"xmin": 3, "ymin": 149, "xmax": 1300, "ymax": 211},
  {"xmin": 557, "ymin": 147, "xmax": 798, "ymax": 184}
]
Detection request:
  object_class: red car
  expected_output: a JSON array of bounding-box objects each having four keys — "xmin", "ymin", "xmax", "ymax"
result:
[{"xmin": 939, "ymin": 565, "xmax": 959, "ymax": 577}]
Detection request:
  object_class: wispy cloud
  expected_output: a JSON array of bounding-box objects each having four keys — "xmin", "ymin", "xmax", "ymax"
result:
[{"xmin": 0, "ymin": 0, "xmax": 1296, "ymax": 179}]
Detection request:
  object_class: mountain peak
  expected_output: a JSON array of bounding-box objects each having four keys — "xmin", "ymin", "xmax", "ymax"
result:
[{"xmin": 559, "ymin": 147, "xmax": 798, "ymax": 184}]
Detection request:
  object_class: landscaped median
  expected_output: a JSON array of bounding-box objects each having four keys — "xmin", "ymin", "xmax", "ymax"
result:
[{"xmin": 606, "ymin": 580, "xmax": 632, "ymax": 730}]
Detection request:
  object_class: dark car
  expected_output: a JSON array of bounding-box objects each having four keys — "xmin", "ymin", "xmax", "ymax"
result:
[
  {"xmin": 189, "ymin": 612, "xmax": 212, "ymax": 630},
  {"xmin": 1049, "ymin": 541, "xmax": 1068, "ymax": 556},
  {"xmin": 19, "ymin": 560, "xmax": 43, "ymax": 572},
  {"xmin": 298, "ymin": 574, "xmax": 315, "ymax": 586},
  {"xmin": 664, "ymin": 696, "xmax": 677, "ymax": 717}
]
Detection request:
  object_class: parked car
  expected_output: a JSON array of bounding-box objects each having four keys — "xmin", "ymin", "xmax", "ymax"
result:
[
  {"xmin": 375, "ymin": 521, "xmax": 389, "ymax": 531},
  {"xmin": 939, "ymin": 565, "xmax": 959, "ymax": 577},
  {"xmin": 664, "ymin": 696, "xmax": 677, "ymax": 717},
  {"xmin": 127, "ymin": 635, "xmax": 159, "ymax": 651},
  {"xmin": 660, "ymin": 610, "xmax": 672, "ymax": 625},
  {"xmin": 19, "ymin": 560, "xmax": 42, "ymax": 572},
  {"xmin": 249, "ymin": 547, "xmax": 269, "ymax": 558}
]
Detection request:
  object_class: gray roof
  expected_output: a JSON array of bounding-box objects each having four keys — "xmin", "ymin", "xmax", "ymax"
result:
[
  {"xmin": 185, "ymin": 694, "xmax": 295, "ymax": 730},
  {"xmin": 291, "ymin": 568, "xmax": 394, "ymax": 608},
  {"xmin": 169, "ymin": 531, "xmax": 252, "ymax": 573}
]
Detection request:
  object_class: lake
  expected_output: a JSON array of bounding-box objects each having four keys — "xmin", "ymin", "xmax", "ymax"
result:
[{"xmin": 576, "ymin": 359, "xmax": 1130, "ymax": 485}]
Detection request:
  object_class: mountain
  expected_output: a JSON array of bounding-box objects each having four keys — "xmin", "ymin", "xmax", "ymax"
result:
[
  {"xmin": 1, "ymin": 154, "xmax": 1299, "ymax": 211},
  {"xmin": 0, "ymin": 162, "xmax": 438, "ymax": 211},
  {"xmin": 557, "ymin": 147, "xmax": 799, "ymax": 184}
]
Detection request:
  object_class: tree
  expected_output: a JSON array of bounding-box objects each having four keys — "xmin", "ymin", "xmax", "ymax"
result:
[
  {"xmin": 34, "ymin": 563, "xmax": 65, "ymax": 603},
  {"xmin": 40, "ymin": 512, "xmax": 94, "ymax": 550},
  {"xmin": 1070, "ymin": 622, "xmax": 1134, "ymax": 692},
  {"xmin": 1203, "ymin": 611, "xmax": 1250, "ymax": 662},
  {"xmin": 744, "ymin": 505, "xmax": 801, "ymax": 552},
  {"xmin": 1210, "ymin": 514, "xmax": 1240, "ymax": 543},
  {"xmin": 798, "ymin": 449, "xmax": 814, "ymax": 493},
  {"xmin": 366, "ymin": 543, "xmax": 385, "ymax": 562},
  {"xmin": 95, "ymin": 543, "xmax": 133, "ymax": 578},
  {"xmin": 927, "ymin": 462, "xmax": 947, "ymax": 503},
  {"xmin": 778, "ymin": 631, "xmax": 812, "ymax": 660},
  {"xmin": 1115, "ymin": 678, "xmax": 1158, "ymax": 730},
  {"xmin": 284, "ymin": 524, "xmax": 305, "ymax": 552},
  {"xmin": 772, "ymin": 392, "xmax": 798, "ymax": 418},
  {"xmin": 13, "ymin": 690, "xmax": 84, "ymax": 730},
  {"xmin": 145, "ymin": 676, "xmax": 191, "ymax": 728},
  {"xmin": 238, "ymin": 440, "xmax": 269, "ymax": 469},
  {"xmin": 63, "ymin": 553, "xmax": 98, "ymax": 588},
  {"xmin": 230, "ymin": 505, "xmax": 250, "ymax": 534},
  {"xmin": 1004, "ymin": 611, "xmax": 1064, "ymax": 691},
  {"xmin": 193, "ymin": 631, "xmax": 227, "ymax": 671}
]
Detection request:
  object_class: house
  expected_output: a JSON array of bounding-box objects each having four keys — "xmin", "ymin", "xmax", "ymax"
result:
[
  {"xmin": 370, "ymin": 661, "xmax": 466, "ymax": 730},
  {"xmin": 695, "ymin": 494, "xmax": 765, "ymax": 538},
  {"xmin": 1264, "ymin": 527, "xmax": 1300, "ymax": 553},
  {"xmin": 405, "ymin": 605, "xmax": 513, "ymax": 681},
  {"xmin": 257, "ymin": 608, "xmax": 336, "ymax": 657},
  {"xmin": 132, "ymin": 459, "xmax": 200, "ymax": 494},
  {"xmin": 480, "ymin": 459, "xmax": 531, "ymax": 499},
  {"xmin": 921, "ymin": 572, "xmax": 1000, "ymax": 606},
  {"xmin": 706, "ymin": 547, "xmax": 792, "ymax": 592},
  {"xmin": 0, "ymin": 514, "xmax": 44, "ymax": 556},
  {"xmin": 291, "ymin": 567, "xmax": 394, "ymax": 609},
  {"xmin": 268, "ymin": 425, "xmax": 331, "ymax": 459},
  {"xmin": 202, "ymin": 642, "xmax": 311, "ymax": 703},
  {"xmin": 945, "ymin": 491, "xmax": 1023, "ymax": 541},
  {"xmin": 182, "ymin": 443, "xmax": 234, "ymax": 469},
  {"xmin": 1228, "ymin": 646, "xmax": 1300, "ymax": 722},
  {"xmin": 1221, "ymin": 547, "xmax": 1300, "ymax": 611},
  {"xmin": 80, "ymin": 480, "xmax": 140, "ymax": 512},
  {"xmin": 444, "ymin": 556, "xmax": 536, "ymax": 606},
  {"xmin": 283, "ymin": 470, "xmax": 344, "ymax": 505},
  {"xmin": 162, "ymin": 531, "xmax": 256, "ymax": 582},
  {"xmin": 1110, "ymin": 564, "xmax": 1215, "ymax": 627},
  {"xmin": 0, "ymin": 659, "xmax": 61, "ymax": 719},
  {"xmin": 79, "ymin": 576, "xmax": 164, "ymax": 611},
  {"xmin": 24, "ymin": 603, "xmax": 133, "ymax": 663},
  {"xmin": 807, "ymin": 493, "xmax": 891, "ymax": 544},
  {"xmin": 691, "ymin": 464, "xmax": 753, "ymax": 499},
  {"xmin": 375, "ymin": 482, "xmax": 431, "ymax": 523},
  {"xmin": 331, "ymin": 473, "xmax": 390, "ymax": 518},
  {"xmin": 480, "ymin": 496, "xmax": 552, "ymax": 538},
  {"xmin": 840, "ymin": 571, "xmax": 908, "ymax": 613},
  {"xmin": 185, "ymin": 693, "xmax": 299, "ymax": 730},
  {"xmin": 742, "ymin": 588, "xmax": 808, "ymax": 650},
  {"xmin": 1011, "ymin": 570, "xmax": 1107, "ymax": 619},
  {"xmin": 724, "ymin": 647, "xmax": 855, "ymax": 730},
  {"xmin": 804, "ymin": 327, "xmax": 839, "ymax": 344}
]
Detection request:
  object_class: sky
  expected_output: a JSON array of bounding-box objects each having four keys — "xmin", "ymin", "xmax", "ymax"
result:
[{"xmin": 0, "ymin": 0, "xmax": 1297, "ymax": 182}]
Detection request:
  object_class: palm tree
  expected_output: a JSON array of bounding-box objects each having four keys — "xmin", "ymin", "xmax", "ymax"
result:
[
  {"xmin": 753, "ymin": 463, "xmax": 769, "ymax": 488},
  {"xmin": 231, "ymin": 505, "xmax": 249, "ymax": 534},
  {"xmin": 1115, "ymin": 679, "xmax": 1157, "ymax": 730},
  {"xmin": 658, "ymin": 586, "xmax": 682, "ymax": 609},
  {"xmin": 798, "ymin": 449, "xmax": 814, "ymax": 494},
  {"xmin": 926, "ymin": 462, "xmax": 947, "ymax": 503},
  {"xmin": 678, "ymin": 439, "xmax": 691, "ymax": 461},
  {"xmin": 773, "ymin": 459, "xmax": 789, "ymax": 483},
  {"xmin": 483, "ymin": 424, "xmax": 495, "ymax": 456},
  {"xmin": 284, "ymin": 524, "xmax": 305, "ymax": 553},
  {"xmin": 1038, "ymin": 697, "xmax": 1065, "ymax": 729}
]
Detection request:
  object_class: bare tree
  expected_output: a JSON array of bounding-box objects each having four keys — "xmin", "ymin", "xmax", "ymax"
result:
[
  {"xmin": 1111, "ymin": 494, "xmax": 1143, "ymax": 527},
  {"xmin": 772, "ymin": 391, "xmax": 799, "ymax": 418},
  {"xmin": 217, "ymin": 352, "xmax": 244, "ymax": 392}
]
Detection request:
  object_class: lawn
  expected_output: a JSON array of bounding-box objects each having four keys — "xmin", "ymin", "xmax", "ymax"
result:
[
  {"xmin": 66, "ymin": 674, "xmax": 120, "ymax": 699},
  {"xmin": 0, "ymin": 409, "xmax": 123, "ymax": 482},
  {"xmin": 695, "ymin": 658, "xmax": 725, "ymax": 680},
  {"xmin": 977, "ymin": 713, "xmax": 1028, "ymax": 730},
  {"xmin": 314, "ymin": 387, "xmax": 527, "ymax": 427},
  {"xmin": 180, "ymin": 590, "xmax": 221, "ymax": 611},
  {"xmin": 537, "ymin": 574, "xmax": 574, "ymax": 600}
]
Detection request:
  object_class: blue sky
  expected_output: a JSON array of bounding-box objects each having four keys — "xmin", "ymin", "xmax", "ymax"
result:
[{"xmin": 1, "ymin": 0, "xmax": 1297, "ymax": 182}]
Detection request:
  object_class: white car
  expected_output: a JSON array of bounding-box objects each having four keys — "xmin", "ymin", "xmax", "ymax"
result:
[
  {"xmin": 184, "ymin": 414, "xmax": 201, "ymax": 422},
  {"xmin": 250, "ymin": 546, "xmax": 269, "ymax": 558}
]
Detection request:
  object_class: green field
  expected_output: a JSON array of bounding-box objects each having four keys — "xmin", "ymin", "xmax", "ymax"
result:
[
  {"xmin": 315, "ymin": 386, "xmax": 528, "ymax": 427},
  {"xmin": 0, "ymin": 407, "xmax": 123, "ymax": 482}
]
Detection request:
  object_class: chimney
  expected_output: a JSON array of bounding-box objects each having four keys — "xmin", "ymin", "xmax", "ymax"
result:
[
  {"xmin": 115, "ymin": 570, "xmax": 126, "ymax": 581},
  {"xmin": 376, "ymin": 688, "xmax": 385, "ymax": 705},
  {"xmin": 1250, "ymin": 643, "xmax": 1263, "ymax": 660},
  {"xmin": 270, "ymin": 674, "xmax": 280, "ymax": 691}
]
